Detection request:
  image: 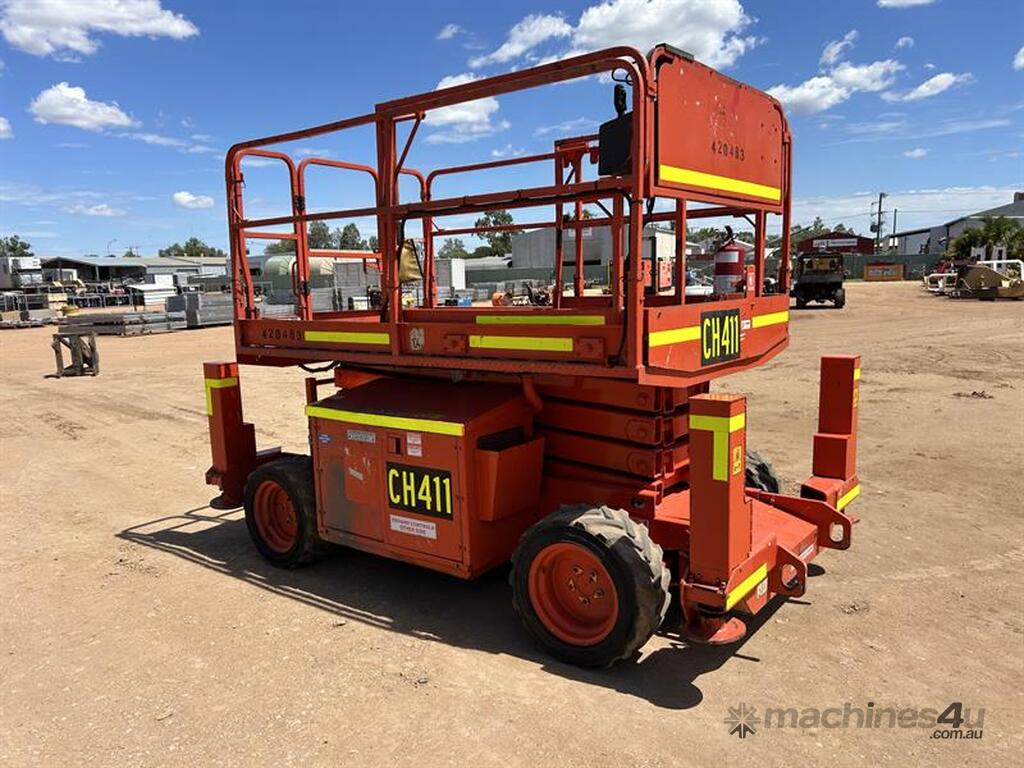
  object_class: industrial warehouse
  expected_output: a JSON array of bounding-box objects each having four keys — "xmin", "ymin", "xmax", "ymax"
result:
[{"xmin": 0, "ymin": 2, "xmax": 1021, "ymax": 768}]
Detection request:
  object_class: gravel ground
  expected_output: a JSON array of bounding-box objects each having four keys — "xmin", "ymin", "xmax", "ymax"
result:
[{"xmin": 1, "ymin": 281, "xmax": 1021, "ymax": 767}]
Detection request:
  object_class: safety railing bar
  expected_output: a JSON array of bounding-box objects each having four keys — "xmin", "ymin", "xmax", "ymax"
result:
[
  {"xmin": 376, "ymin": 47, "xmax": 651, "ymax": 116},
  {"xmin": 435, "ymin": 217, "xmax": 614, "ymax": 238},
  {"xmin": 239, "ymin": 205, "xmax": 383, "ymax": 230},
  {"xmin": 226, "ymin": 112, "xmax": 378, "ymax": 157},
  {"xmin": 426, "ymin": 152, "xmax": 558, "ymax": 190},
  {"xmin": 242, "ymin": 230, "xmax": 299, "ymax": 241}
]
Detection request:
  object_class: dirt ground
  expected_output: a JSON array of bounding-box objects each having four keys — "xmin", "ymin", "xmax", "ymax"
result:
[{"xmin": 1, "ymin": 281, "xmax": 1021, "ymax": 767}]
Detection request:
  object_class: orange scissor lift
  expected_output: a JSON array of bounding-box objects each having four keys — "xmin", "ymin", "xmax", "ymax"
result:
[{"xmin": 204, "ymin": 45, "xmax": 861, "ymax": 667}]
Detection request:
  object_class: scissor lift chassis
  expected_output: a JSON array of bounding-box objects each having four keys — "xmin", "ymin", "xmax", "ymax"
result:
[{"xmin": 202, "ymin": 45, "xmax": 861, "ymax": 662}]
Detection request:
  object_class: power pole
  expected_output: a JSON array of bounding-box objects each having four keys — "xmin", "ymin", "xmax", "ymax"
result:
[
  {"xmin": 874, "ymin": 192, "xmax": 887, "ymax": 254},
  {"xmin": 891, "ymin": 209, "xmax": 898, "ymax": 253}
]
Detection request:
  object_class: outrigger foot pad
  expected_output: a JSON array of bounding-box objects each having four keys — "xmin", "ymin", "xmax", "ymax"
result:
[{"xmin": 683, "ymin": 614, "xmax": 747, "ymax": 645}]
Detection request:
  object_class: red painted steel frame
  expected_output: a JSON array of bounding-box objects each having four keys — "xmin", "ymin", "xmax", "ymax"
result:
[
  {"xmin": 222, "ymin": 45, "xmax": 793, "ymax": 386},
  {"xmin": 206, "ymin": 46, "xmax": 862, "ymax": 649}
]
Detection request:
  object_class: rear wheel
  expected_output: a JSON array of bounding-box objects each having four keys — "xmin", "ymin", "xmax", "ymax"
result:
[
  {"xmin": 745, "ymin": 449, "xmax": 783, "ymax": 493},
  {"xmin": 511, "ymin": 505, "xmax": 670, "ymax": 667},
  {"xmin": 244, "ymin": 456, "xmax": 329, "ymax": 568},
  {"xmin": 795, "ymin": 296, "xmax": 807, "ymax": 309},
  {"xmin": 834, "ymin": 288, "xmax": 846, "ymax": 309}
]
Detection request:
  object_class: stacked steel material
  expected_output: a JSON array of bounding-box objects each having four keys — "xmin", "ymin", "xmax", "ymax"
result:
[
  {"xmin": 166, "ymin": 292, "xmax": 234, "ymax": 328},
  {"xmin": 63, "ymin": 311, "xmax": 186, "ymax": 335}
]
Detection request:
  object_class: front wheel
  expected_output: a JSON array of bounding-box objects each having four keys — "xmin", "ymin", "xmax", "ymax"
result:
[
  {"xmin": 243, "ymin": 456, "xmax": 329, "ymax": 568},
  {"xmin": 511, "ymin": 505, "xmax": 670, "ymax": 667}
]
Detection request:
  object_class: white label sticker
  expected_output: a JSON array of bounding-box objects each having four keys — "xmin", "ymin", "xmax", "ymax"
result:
[
  {"xmin": 798, "ymin": 543, "xmax": 815, "ymax": 561},
  {"xmin": 347, "ymin": 429, "xmax": 376, "ymax": 444},
  {"xmin": 389, "ymin": 514, "xmax": 436, "ymax": 540},
  {"xmin": 756, "ymin": 579, "xmax": 768, "ymax": 598},
  {"xmin": 347, "ymin": 466, "xmax": 364, "ymax": 482},
  {"xmin": 406, "ymin": 432, "xmax": 422, "ymax": 457}
]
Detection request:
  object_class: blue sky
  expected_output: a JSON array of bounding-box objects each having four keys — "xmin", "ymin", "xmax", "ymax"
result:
[{"xmin": 1, "ymin": 0, "xmax": 1021, "ymax": 256}]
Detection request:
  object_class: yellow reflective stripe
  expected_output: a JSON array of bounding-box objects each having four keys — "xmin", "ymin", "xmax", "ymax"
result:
[
  {"xmin": 751, "ymin": 310, "xmax": 789, "ymax": 328},
  {"xmin": 837, "ymin": 483, "xmax": 860, "ymax": 510},
  {"xmin": 476, "ymin": 315, "xmax": 605, "ymax": 326},
  {"xmin": 649, "ymin": 324, "xmax": 700, "ymax": 348},
  {"xmin": 689, "ymin": 413, "xmax": 746, "ymax": 433},
  {"xmin": 689, "ymin": 413, "xmax": 746, "ymax": 481},
  {"xmin": 853, "ymin": 367, "xmax": 861, "ymax": 381},
  {"xmin": 726, "ymin": 564, "xmax": 768, "ymax": 611},
  {"xmin": 650, "ymin": 310, "xmax": 786, "ymax": 349},
  {"xmin": 305, "ymin": 405, "xmax": 464, "ymax": 436},
  {"xmin": 468, "ymin": 335, "xmax": 573, "ymax": 352},
  {"xmin": 660, "ymin": 164, "xmax": 782, "ymax": 202},
  {"xmin": 204, "ymin": 376, "xmax": 238, "ymax": 416},
  {"xmin": 304, "ymin": 330, "xmax": 390, "ymax": 345}
]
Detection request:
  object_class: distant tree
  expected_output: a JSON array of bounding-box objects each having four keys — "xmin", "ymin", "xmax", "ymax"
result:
[
  {"xmin": 264, "ymin": 240, "xmax": 295, "ymax": 255},
  {"xmin": 469, "ymin": 245, "xmax": 495, "ymax": 259},
  {"xmin": 438, "ymin": 238, "xmax": 469, "ymax": 259},
  {"xmin": 159, "ymin": 237, "xmax": 227, "ymax": 260},
  {"xmin": 690, "ymin": 227, "xmax": 724, "ymax": 245},
  {"xmin": 336, "ymin": 223, "xmax": 368, "ymax": 250},
  {"xmin": 0, "ymin": 235, "xmax": 34, "ymax": 259},
  {"xmin": 474, "ymin": 209, "xmax": 514, "ymax": 255},
  {"xmin": 121, "ymin": 248, "xmax": 138, "ymax": 258},
  {"xmin": 563, "ymin": 208, "xmax": 595, "ymax": 222},
  {"xmin": 368, "ymin": 235, "xmax": 379, "ymax": 252},
  {"xmin": 307, "ymin": 220, "xmax": 333, "ymax": 249},
  {"xmin": 787, "ymin": 218, "xmax": 855, "ymax": 254},
  {"xmin": 950, "ymin": 216, "xmax": 1024, "ymax": 260}
]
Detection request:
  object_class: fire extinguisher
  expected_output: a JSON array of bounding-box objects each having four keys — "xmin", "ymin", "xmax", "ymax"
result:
[{"xmin": 714, "ymin": 227, "xmax": 745, "ymax": 296}]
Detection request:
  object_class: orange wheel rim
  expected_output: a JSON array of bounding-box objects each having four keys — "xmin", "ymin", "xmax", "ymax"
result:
[
  {"xmin": 527, "ymin": 542, "xmax": 619, "ymax": 646},
  {"xmin": 253, "ymin": 480, "xmax": 298, "ymax": 553}
]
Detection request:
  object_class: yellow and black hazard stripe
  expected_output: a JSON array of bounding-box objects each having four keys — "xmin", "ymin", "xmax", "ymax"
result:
[{"xmin": 649, "ymin": 309, "xmax": 788, "ymax": 349}]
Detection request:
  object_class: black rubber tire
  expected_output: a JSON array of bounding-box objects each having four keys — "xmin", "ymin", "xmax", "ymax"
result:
[
  {"xmin": 795, "ymin": 297, "xmax": 807, "ymax": 309},
  {"xmin": 745, "ymin": 449, "xmax": 782, "ymax": 493},
  {"xmin": 511, "ymin": 505, "xmax": 670, "ymax": 668},
  {"xmin": 834, "ymin": 288, "xmax": 846, "ymax": 309},
  {"xmin": 243, "ymin": 456, "xmax": 330, "ymax": 568}
]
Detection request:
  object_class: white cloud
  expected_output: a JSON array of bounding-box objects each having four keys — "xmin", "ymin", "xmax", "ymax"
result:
[
  {"xmin": 767, "ymin": 76, "xmax": 851, "ymax": 115},
  {"xmin": 64, "ymin": 203, "xmax": 126, "ymax": 217},
  {"xmin": 471, "ymin": 0, "xmax": 757, "ymax": 72},
  {"xmin": 0, "ymin": 116, "xmax": 11, "ymax": 139},
  {"xmin": 124, "ymin": 131, "xmax": 185, "ymax": 147},
  {"xmin": 820, "ymin": 30, "xmax": 857, "ymax": 66},
  {"xmin": 768, "ymin": 59, "xmax": 903, "ymax": 115},
  {"xmin": 535, "ymin": 117, "xmax": 599, "ymax": 137},
  {"xmin": 172, "ymin": 190, "xmax": 214, "ymax": 209},
  {"xmin": 117, "ymin": 130, "xmax": 212, "ymax": 153},
  {"xmin": 1014, "ymin": 46, "xmax": 1024, "ymax": 71},
  {"xmin": 882, "ymin": 72, "xmax": 973, "ymax": 102},
  {"xmin": 836, "ymin": 117, "xmax": 1010, "ymax": 144},
  {"xmin": 877, "ymin": 0, "xmax": 934, "ymax": 7},
  {"xmin": 0, "ymin": 0, "xmax": 198, "ymax": 58},
  {"xmin": 436, "ymin": 23, "xmax": 462, "ymax": 41},
  {"xmin": 29, "ymin": 82, "xmax": 138, "ymax": 131},
  {"xmin": 895, "ymin": 36, "xmax": 914, "ymax": 49},
  {"xmin": 831, "ymin": 60, "xmax": 903, "ymax": 91},
  {"xmin": 573, "ymin": 0, "xmax": 756, "ymax": 69},
  {"xmin": 903, "ymin": 147, "xmax": 928, "ymax": 158},
  {"xmin": 790, "ymin": 185, "xmax": 1017, "ymax": 234},
  {"xmin": 490, "ymin": 144, "xmax": 526, "ymax": 158},
  {"xmin": 424, "ymin": 73, "xmax": 509, "ymax": 143},
  {"xmin": 469, "ymin": 13, "xmax": 572, "ymax": 68}
]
